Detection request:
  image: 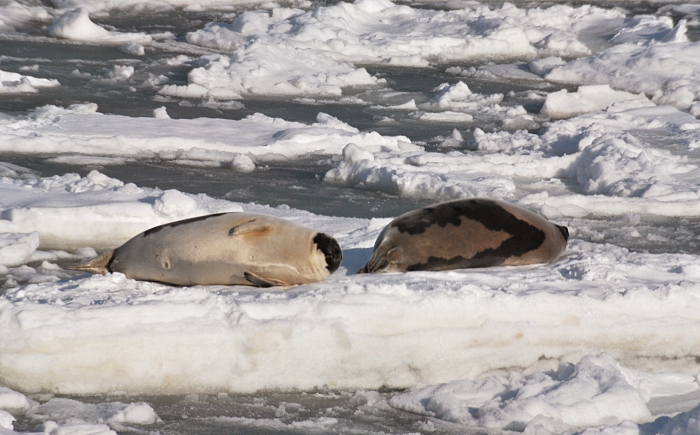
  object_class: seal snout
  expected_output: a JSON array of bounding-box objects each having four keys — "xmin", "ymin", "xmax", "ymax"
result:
[
  {"xmin": 313, "ymin": 233, "xmax": 343, "ymax": 274},
  {"xmin": 556, "ymin": 225, "xmax": 569, "ymax": 242}
]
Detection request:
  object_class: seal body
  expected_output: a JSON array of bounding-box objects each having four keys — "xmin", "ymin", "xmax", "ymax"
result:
[
  {"xmin": 67, "ymin": 213, "xmax": 342, "ymax": 287},
  {"xmin": 358, "ymin": 199, "xmax": 568, "ymax": 273}
]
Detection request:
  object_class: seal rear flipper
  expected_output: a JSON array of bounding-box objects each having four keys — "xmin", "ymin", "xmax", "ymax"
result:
[
  {"xmin": 244, "ymin": 271, "xmax": 289, "ymax": 288},
  {"xmin": 64, "ymin": 250, "xmax": 115, "ymax": 275}
]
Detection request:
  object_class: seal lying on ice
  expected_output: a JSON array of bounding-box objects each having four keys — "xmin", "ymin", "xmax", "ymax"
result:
[
  {"xmin": 67, "ymin": 213, "xmax": 343, "ymax": 287},
  {"xmin": 358, "ymin": 198, "xmax": 568, "ymax": 273}
]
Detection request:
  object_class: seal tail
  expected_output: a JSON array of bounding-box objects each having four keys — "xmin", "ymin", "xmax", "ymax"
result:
[{"xmin": 65, "ymin": 250, "xmax": 115, "ymax": 275}]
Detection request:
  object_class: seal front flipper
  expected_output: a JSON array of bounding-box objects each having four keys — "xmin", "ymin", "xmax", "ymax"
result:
[
  {"xmin": 229, "ymin": 219, "xmax": 274, "ymax": 237},
  {"xmin": 244, "ymin": 271, "xmax": 289, "ymax": 288},
  {"xmin": 357, "ymin": 245, "xmax": 402, "ymax": 274},
  {"xmin": 65, "ymin": 250, "xmax": 115, "ymax": 275},
  {"xmin": 386, "ymin": 247, "xmax": 403, "ymax": 264}
]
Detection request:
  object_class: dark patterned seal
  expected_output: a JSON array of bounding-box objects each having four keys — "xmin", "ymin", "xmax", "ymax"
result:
[{"xmin": 358, "ymin": 199, "xmax": 568, "ymax": 273}]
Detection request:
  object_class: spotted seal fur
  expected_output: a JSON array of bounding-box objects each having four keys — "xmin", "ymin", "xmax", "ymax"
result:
[{"xmin": 358, "ymin": 199, "xmax": 568, "ymax": 273}]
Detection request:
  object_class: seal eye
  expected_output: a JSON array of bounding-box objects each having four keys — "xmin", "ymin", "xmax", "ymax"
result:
[
  {"xmin": 229, "ymin": 227, "xmax": 236, "ymax": 236},
  {"xmin": 313, "ymin": 233, "xmax": 342, "ymax": 274}
]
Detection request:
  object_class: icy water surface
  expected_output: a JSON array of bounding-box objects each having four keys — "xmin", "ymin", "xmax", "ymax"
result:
[
  {"xmin": 10, "ymin": 391, "xmax": 470, "ymax": 435},
  {"xmin": 5, "ymin": 155, "xmax": 700, "ymax": 255},
  {"xmin": 0, "ymin": 35, "xmax": 557, "ymax": 142},
  {"xmin": 3, "ymin": 2, "xmax": 700, "ymax": 253},
  {"xmin": 1, "ymin": 155, "xmax": 437, "ymax": 218}
]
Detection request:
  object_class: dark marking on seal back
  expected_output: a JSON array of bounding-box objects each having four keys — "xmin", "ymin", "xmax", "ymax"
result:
[
  {"xmin": 397, "ymin": 199, "xmax": 547, "ymax": 270},
  {"xmin": 394, "ymin": 199, "xmax": 533, "ymax": 236},
  {"xmin": 406, "ymin": 254, "xmax": 501, "ymax": 271},
  {"xmin": 313, "ymin": 232, "xmax": 342, "ymax": 273},
  {"xmin": 405, "ymin": 226, "xmax": 544, "ymax": 271},
  {"xmin": 394, "ymin": 204, "xmax": 463, "ymax": 235},
  {"xmin": 143, "ymin": 213, "xmax": 228, "ymax": 237}
]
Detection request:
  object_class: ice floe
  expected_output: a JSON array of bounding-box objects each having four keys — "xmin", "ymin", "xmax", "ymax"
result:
[
  {"xmin": 0, "ymin": 70, "xmax": 60, "ymax": 94},
  {"xmin": 168, "ymin": 1, "xmax": 635, "ymax": 99},
  {"xmin": 48, "ymin": 7, "xmax": 152, "ymax": 46}
]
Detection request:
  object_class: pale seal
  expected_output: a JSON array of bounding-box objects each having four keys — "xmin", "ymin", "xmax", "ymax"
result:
[
  {"xmin": 358, "ymin": 199, "xmax": 568, "ymax": 273},
  {"xmin": 67, "ymin": 213, "xmax": 342, "ymax": 287}
]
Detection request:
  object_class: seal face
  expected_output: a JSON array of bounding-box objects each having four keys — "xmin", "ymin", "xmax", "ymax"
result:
[
  {"xmin": 67, "ymin": 213, "xmax": 343, "ymax": 287},
  {"xmin": 359, "ymin": 199, "xmax": 568, "ymax": 273},
  {"xmin": 313, "ymin": 232, "xmax": 343, "ymax": 274}
]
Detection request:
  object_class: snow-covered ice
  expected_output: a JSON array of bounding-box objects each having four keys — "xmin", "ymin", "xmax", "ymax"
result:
[
  {"xmin": 0, "ymin": 70, "xmax": 59, "ymax": 94},
  {"xmin": 389, "ymin": 353, "xmax": 697, "ymax": 429},
  {"xmin": 540, "ymin": 85, "xmax": 649, "ymax": 119},
  {"xmin": 49, "ymin": 0, "xmax": 267, "ymax": 14},
  {"xmin": 326, "ymin": 100, "xmax": 700, "ymax": 218},
  {"xmin": 0, "ymin": 169, "xmax": 242, "ymax": 250},
  {"xmin": 2, "ymin": 173, "xmax": 700, "ymax": 434},
  {"xmin": 1, "ymin": 171, "xmax": 700, "ymax": 395},
  {"xmin": 0, "ymin": 233, "xmax": 40, "ymax": 267},
  {"xmin": 166, "ymin": 1, "xmax": 635, "ymax": 100},
  {"xmin": 2, "ymin": 0, "xmax": 700, "ymax": 433},
  {"xmin": 0, "ymin": 387, "xmax": 160, "ymax": 435},
  {"xmin": 0, "ymin": 104, "xmax": 415, "ymax": 166},
  {"xmin": 5, "ymin": 96, "xmax": 699, "ymax": 222},
  {"xmin": 0, "ymin": 1, "xmax": 51, "ymax": 31},
  {"xmin": 538, "ymin": 27, "xmax": 700, "ymax": 110},
  {"xmin": 48, "ymin": 7, "xmax": 152, "ymax": 45},
  {"xmin": 419, "ymin": 81, "xmax": 504, "ymax": 112}
]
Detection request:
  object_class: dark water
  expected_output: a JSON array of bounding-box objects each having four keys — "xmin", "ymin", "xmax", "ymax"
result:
[
  {"xmin": 11, "ymin": 391, "xmax": 481, "ymax": 435},
  {"xmin": 0, "ymin": 8, "xmax": 560, "ymax": 220},
  {"xmin": 0, "ymin": 154, "xmax": 437, "ymax": 218}
]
